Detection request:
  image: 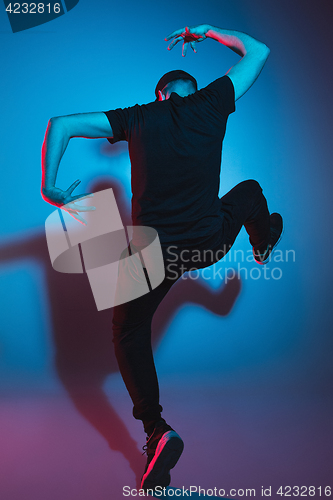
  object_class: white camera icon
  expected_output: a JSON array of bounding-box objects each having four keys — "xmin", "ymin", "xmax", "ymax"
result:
[{"xmin": 45, "ymin": 189, "xmax": 165, "ymax": 310}]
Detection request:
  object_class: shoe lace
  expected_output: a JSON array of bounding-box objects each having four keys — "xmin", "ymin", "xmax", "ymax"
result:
[
  {"xmin": 141, "ymin": 419, "xmax": 167, "ymax": 456},
  {"xmin": 256, "ymin": 243, "xmax": 269, "ymax": 258},
  {"xmin": 142, "ymin": 430, "xmax": 155, "ymax": 456}
]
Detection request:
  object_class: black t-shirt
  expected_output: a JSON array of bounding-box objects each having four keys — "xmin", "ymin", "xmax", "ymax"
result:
[{"xmin": 104, "ymin": 75, "xmax": 235, "ymax": 248}]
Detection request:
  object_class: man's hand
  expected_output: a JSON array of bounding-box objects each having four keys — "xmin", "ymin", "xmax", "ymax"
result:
[
  {"xmin": 42, "ymin": 179, "xmax": 95, "ymax": 225},
  {"xmin": 166, "ymin": 24, "xmax": 270, "ymax": 100},
  {"xmin": 165, "ymin": 24, "xmax": 210, "ymax": 57},
  {"xmin": 41, "ymin": 113, "xmax": 113, "ymax": 224}
]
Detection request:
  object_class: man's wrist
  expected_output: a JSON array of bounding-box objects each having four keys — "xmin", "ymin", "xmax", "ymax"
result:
[
  {"xmin": 205, "ymin": 25, "xmax": 224, "ymax": 40},
  {"xmin": 42, "ymin": 184, "xmax": 55, "ymax": 195},
  {"xmin": 203, "ymin": 24, "xmax": 212, "ymax": 36}
]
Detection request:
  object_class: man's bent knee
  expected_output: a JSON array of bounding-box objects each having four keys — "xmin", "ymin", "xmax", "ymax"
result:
[{"xmin": 244, "ymin": 179, "xmax": 262, "ymax": 193}]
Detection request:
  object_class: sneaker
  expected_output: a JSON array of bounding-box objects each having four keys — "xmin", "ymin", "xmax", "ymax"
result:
[
  {"xmin": 140, "ymin": 419, "xmax": 184, "ymax": 491},
  {"xmin": 253, "ymin": 213, "xmax": 283, "ymax": 265}
]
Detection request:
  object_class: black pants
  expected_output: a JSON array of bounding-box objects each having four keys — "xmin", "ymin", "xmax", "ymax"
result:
[{"xmin": 112, "ymin": 180, "xmax": 270, "ymax": 432}]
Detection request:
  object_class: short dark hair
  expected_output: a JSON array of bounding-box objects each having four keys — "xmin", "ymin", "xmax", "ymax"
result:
[
  {"xmin": 155, "ymin": 70, "xmax": 197, "ymax": 99},
  {"xmin": 162, "ymin": 78, "xmax": 197, "ymax": 96}
]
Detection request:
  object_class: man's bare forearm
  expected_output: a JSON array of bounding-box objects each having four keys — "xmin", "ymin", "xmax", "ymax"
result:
[
  {"xmin": 206, "ymin": 26, "xmax": 270, "ymax": 58},
  {"xmin": 41, "ymin": 112, "xmax": 114, "ymax": 196},
  {"xmin": 41, "ymin": 117, "xmax": 70, "ymax": 193}
]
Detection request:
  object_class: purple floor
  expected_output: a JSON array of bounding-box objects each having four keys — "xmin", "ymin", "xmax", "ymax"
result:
[{"xmin": 1, "ymin": 378, "xmax": 332, "ymax": 499}]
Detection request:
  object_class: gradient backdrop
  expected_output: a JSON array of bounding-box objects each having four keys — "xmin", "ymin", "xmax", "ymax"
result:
[{"xmin": 0, "ymin": 0, "xmax": 332, "ymax": 498}]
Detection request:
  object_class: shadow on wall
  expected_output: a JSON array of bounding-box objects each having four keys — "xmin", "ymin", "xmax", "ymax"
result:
[{"xmin": 0, "ymin": 178, "xmax": 241, "ymax": 489}]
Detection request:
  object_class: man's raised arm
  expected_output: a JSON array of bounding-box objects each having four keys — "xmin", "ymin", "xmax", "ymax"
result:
[
  {"xmin": 41, "ymin": 112, "xmax": 113, "ymax": 223},
  {"xmin": 165, "ymin": 24, "xmax": 270, "ymax": 101},
  {"xmin": 206, "ymin": 26, "xmax": 270, "ymax": 100}
]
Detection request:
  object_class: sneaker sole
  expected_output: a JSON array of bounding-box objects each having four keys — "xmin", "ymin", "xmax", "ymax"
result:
[
  {"xmin": 254, "ymin": 223, "xmax": 285, "ymax": 266},
  {"xmin": 141, "ymin": 430, "xmax": 184, "ymax": 490}
]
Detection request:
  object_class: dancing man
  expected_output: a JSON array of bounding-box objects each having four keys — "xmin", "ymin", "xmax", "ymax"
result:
[{"xmin": 41, "ymin": 24, "xmax": 283, "ymax": 492}]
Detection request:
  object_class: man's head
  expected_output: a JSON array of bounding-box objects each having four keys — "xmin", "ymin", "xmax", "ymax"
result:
[{"xmin": 155, "ymin": 70, "xmax": 197, "ymax": 101}]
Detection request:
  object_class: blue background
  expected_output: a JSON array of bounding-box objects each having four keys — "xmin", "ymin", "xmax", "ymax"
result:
[{"xmin": 0, "ymin": 0, "xmax": 332, "ymax": 498}]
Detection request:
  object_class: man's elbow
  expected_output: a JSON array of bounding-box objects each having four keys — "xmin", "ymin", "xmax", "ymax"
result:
[
  {"xmin": 252, "ymin": 43, "xmax": 270, "ymax": 70},
  {"xmin": 48, "ymin": 115, "xmax": 70, "ymax": 137},
  {"xmin": 260, "ymin": 43, "xmax": 270, "ymax": 60},
  {"xmin": 248, "ymin": 42, "xmax": 270, "ymax": 61},
  {"xmin": 49, "ymin": 115, "xmax": 66, "ymax": 127},
  {"xmin": 47, "ymin": 116, "xmax": 61, "ymax": 132}
]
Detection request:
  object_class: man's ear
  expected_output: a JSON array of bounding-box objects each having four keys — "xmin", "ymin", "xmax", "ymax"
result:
[{"xmin": 157, "ymin": 90, "xmax": 165, "ymax": 101}]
